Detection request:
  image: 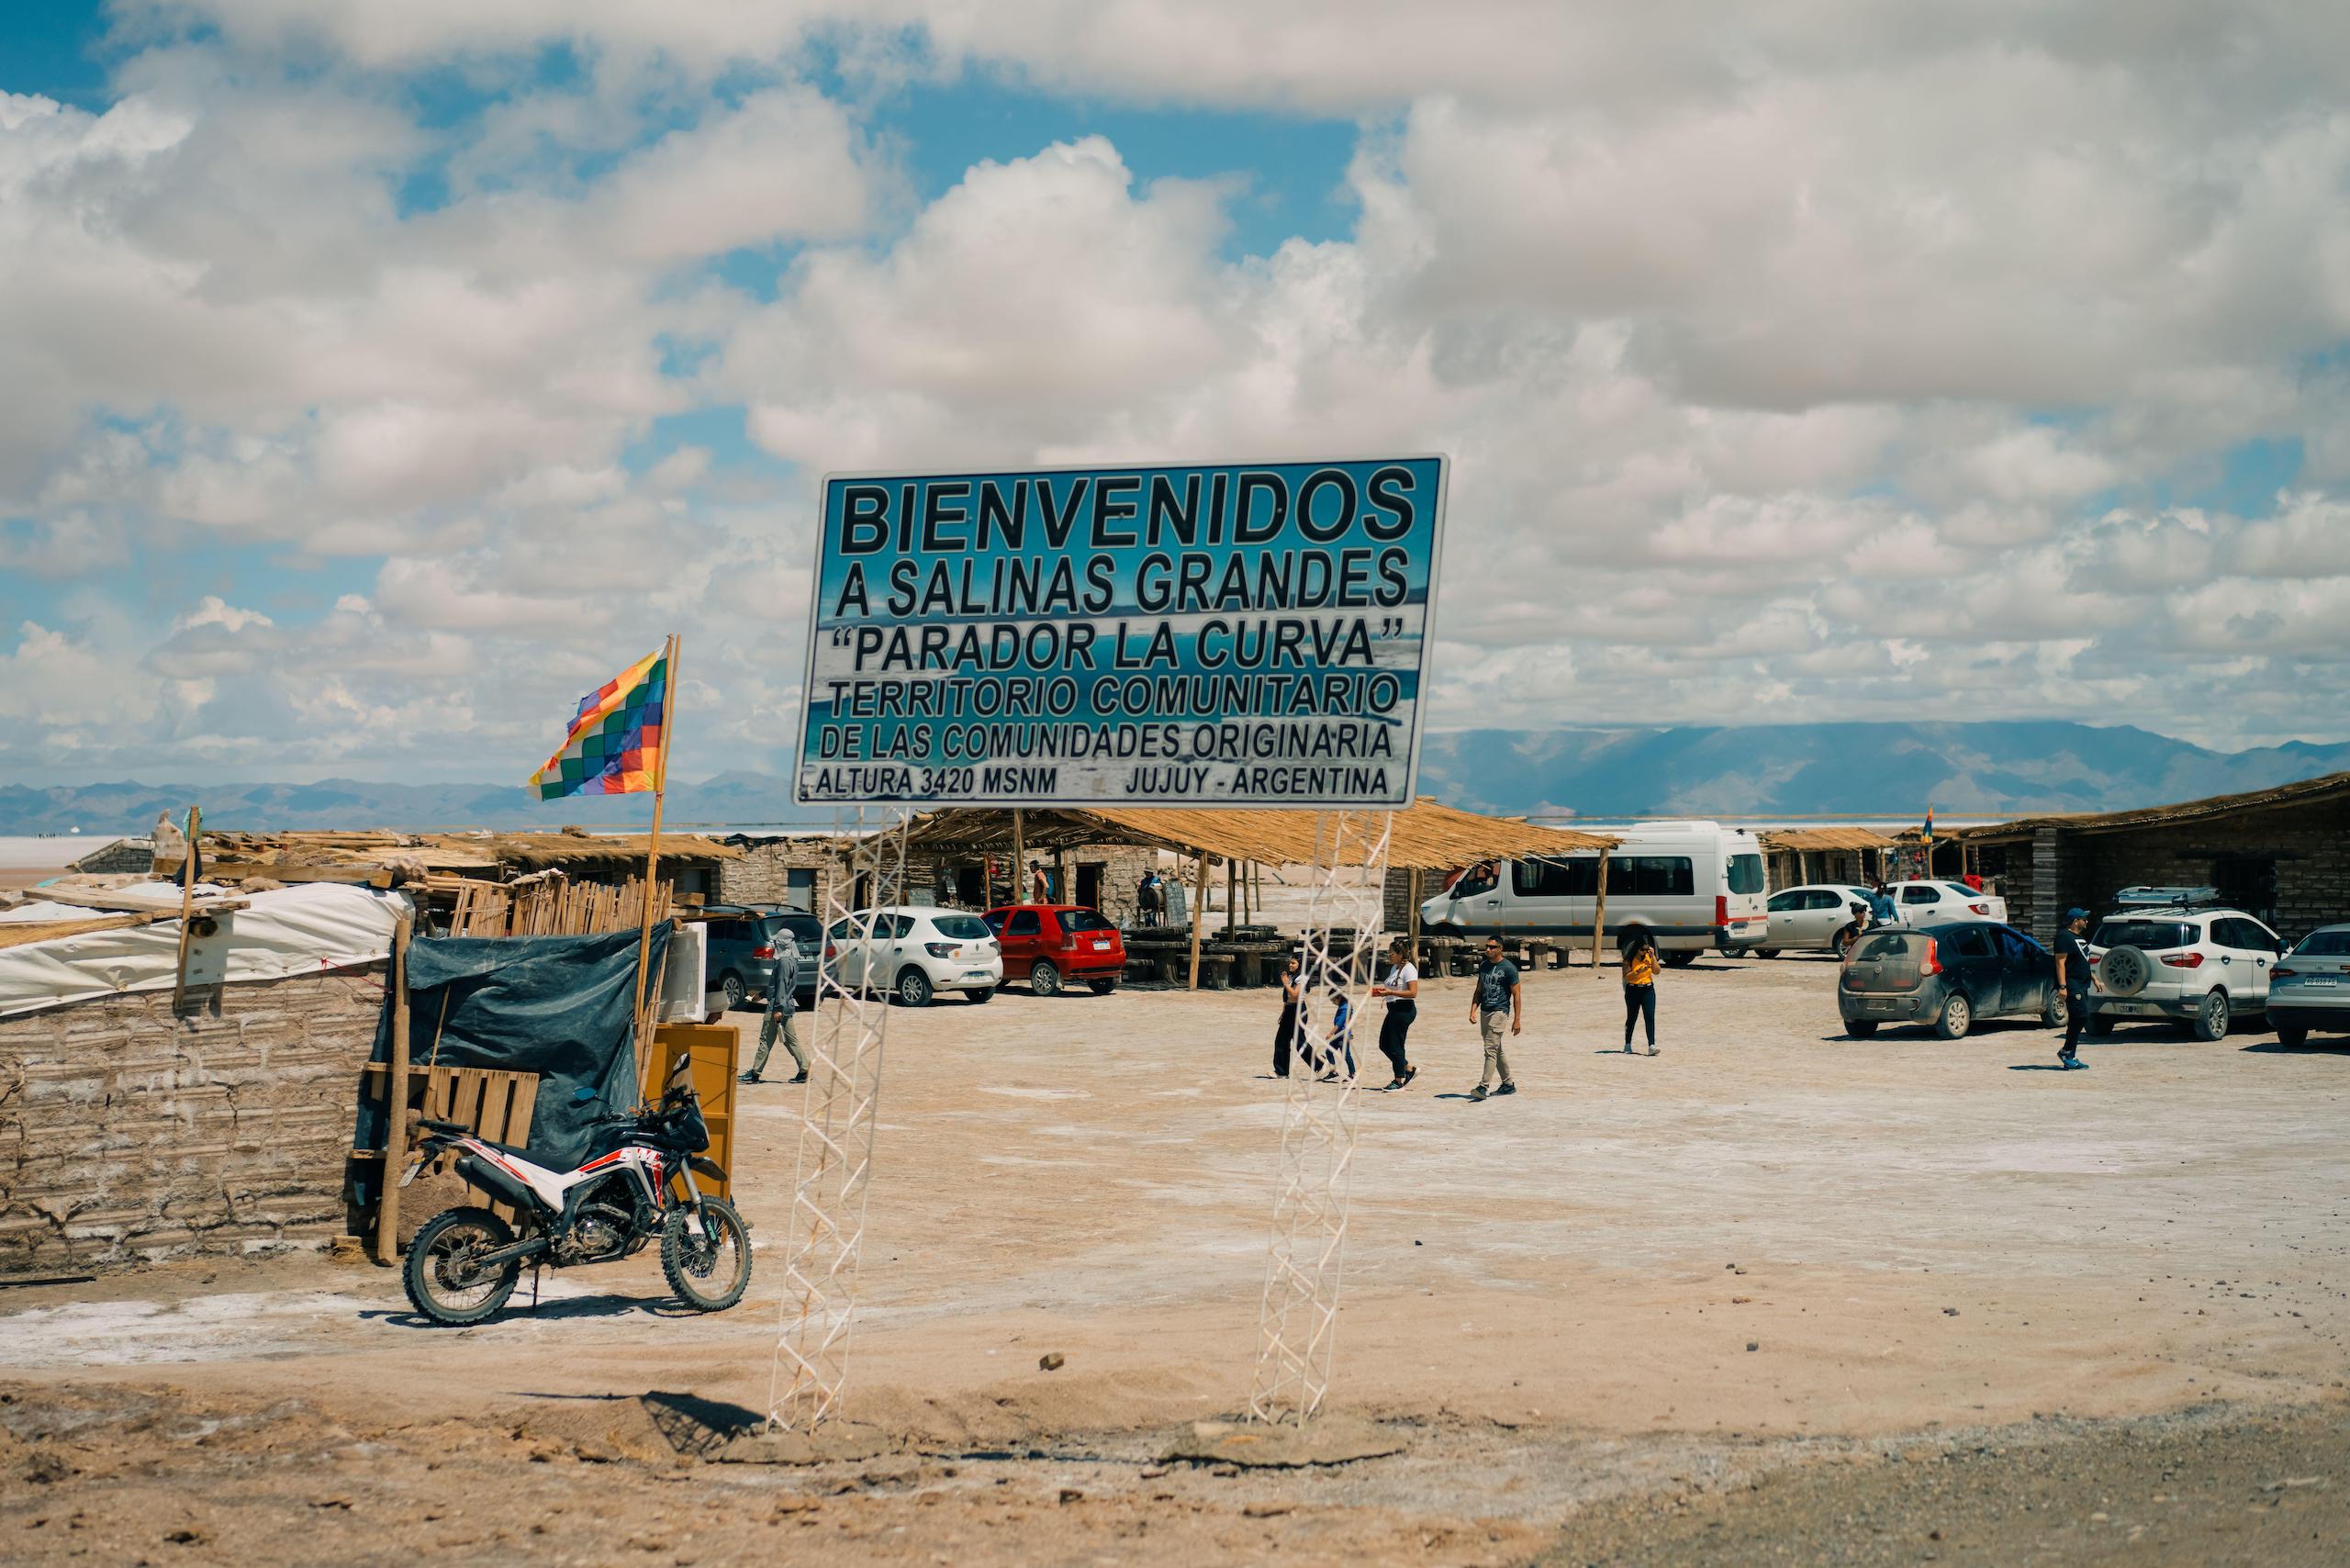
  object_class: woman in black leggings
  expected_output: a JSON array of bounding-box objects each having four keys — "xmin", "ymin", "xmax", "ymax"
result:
[
  {"xmin": 1621, "ymin": 928, "xmax": 1660, "ymax": 1056},
  {"xmin": 1371, "ymin": 938, "xmax": 1421, "ymax": 1090}
]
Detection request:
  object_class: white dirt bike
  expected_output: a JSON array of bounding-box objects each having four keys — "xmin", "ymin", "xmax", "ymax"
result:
[{"xmin": 397, "ymin": 1060, "xmax": 751, "ymax": 1326}]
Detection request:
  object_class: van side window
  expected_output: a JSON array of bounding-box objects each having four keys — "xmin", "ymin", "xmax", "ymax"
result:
[
  {"xmin": 1618, "ymin": 857, "xmax": 1695, "ymax": 897},
  {"xmin": 1727, "ymin": 854, "xmax": 1765, "ymax": 895},
  {"xmin": 1512, "ymin": 857, "xmax": 1599, "ymax": 898}
]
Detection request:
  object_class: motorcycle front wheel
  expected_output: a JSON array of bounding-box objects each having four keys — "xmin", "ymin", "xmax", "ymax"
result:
[
  {"xmin": 663, "ymin": 1198, "xmax": 752, "ymax": 1312},
  {"xmin": 403, "ymin": 1204, "xmax": 521, "ymax": 1326}
]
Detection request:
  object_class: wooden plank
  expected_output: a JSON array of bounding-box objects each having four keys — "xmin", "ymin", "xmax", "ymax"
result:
[
  {"xmin": 22, "ymin": 886, "xmax": 247, "ymax": 915},
  {"xmin": 0, "ymin": 911, "xmax": 172, "ymax": 949},
  {"xmin": 373, "ymin": 913, "xmax": 412, "ymax": 1265}
]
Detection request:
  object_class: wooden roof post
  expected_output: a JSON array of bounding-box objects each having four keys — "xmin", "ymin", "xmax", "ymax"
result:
[
  {"xmin": 1590, "ymin": 846, "xmax": 1611, "ymax": 972},
  {"xmin": 1188, "ymin": 853, "xmax": 1212, "ymax": 989},
  {"xmin": 1013, "ymin": 810, "xmax": 1025, "ymax": 899}
]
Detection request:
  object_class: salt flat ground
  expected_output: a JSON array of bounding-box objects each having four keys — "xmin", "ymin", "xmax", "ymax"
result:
[{"xmin": 5, "ymin": 955, "xmax": 2348, "ymax": 1565}]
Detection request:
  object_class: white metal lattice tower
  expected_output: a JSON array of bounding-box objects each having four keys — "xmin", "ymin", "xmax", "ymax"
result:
[
  {"xmin": 769, "ymin": 809, "xmax": 909, "ymax": 1433},
  {"xmin": 1248, "ymin": 809, "xmax": 1393, "ymax": 1425}
]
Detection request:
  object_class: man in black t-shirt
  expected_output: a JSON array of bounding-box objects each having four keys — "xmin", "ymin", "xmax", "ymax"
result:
[{"xmin": 2054, "ymin": 908, "xmax": 2092, "ymax": 1069}]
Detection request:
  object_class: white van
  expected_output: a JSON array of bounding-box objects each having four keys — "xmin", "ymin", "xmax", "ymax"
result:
[{"xmin": 1419, "ymin": 822, "xmax": 1770, "ymax": 964}]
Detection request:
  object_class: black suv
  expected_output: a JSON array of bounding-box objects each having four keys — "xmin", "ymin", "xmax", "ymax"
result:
[{"xmin": 702, "ymin": 905, "xmax": 823, "ymax": 1012}]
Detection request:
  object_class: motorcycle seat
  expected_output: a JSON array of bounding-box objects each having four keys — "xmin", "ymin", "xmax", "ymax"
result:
[{"xmin": 464, "ymin": 1137, "xmax": 549, "ymax": 1168}]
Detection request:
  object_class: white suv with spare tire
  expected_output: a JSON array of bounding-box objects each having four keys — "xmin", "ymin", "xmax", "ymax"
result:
[{"xmin": 2083, "ymin": 892, "xmax": 2286, "ymax": 1041}]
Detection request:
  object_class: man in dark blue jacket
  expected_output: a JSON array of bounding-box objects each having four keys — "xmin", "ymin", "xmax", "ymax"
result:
[{"xmin": 2054, "ymin": 907, "xmax": 2093, "ymax": 1069}]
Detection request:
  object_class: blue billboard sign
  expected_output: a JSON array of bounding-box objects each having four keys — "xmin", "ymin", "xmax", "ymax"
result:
[{"xmin": 796, "ymin": 455, "xmax": 1449, "ymax": 808}]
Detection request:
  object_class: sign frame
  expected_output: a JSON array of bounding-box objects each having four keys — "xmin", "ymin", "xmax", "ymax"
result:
[{"xmin": 794, "ymin": 453, "xmax": 1451, "ymax": 810}]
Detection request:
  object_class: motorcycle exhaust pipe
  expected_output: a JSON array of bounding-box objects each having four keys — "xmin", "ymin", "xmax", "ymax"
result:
[{"xmin": 454, "ymin": 1153, "xmax": 542, "ymax": 1215}]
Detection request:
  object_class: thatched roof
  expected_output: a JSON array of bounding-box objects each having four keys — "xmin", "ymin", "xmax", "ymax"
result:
[
  {"xmin": 1959, "ymin": 770, "xmax": 2350, "ymax": 844},
  {"xmin": 200, "ymin": 828, "xmax": 739, "ymax": 877},
  {"xmin": 1758, "ymin": 827, "xmax": 1896, "ymax": 853},
  {"xmin": 901, "ymin": 800, "xmax": 1612, "ymax": 870}
]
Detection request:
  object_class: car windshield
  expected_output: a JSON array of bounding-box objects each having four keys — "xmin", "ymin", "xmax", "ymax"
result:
[
  {"xmin": 2091, "ymin": 919, "xmax": 2196, "ymax": 951},
  {"xmin": 932, "ymin": 913, "xmax": 991, "ymax": 939},
  {"xmin": 2292, "ymin": 930, "xmax": 2350, "ymax": 956},
  {"xmin": 1062, "ymin": 909, "xmax": 1115, "ymax": 932}
]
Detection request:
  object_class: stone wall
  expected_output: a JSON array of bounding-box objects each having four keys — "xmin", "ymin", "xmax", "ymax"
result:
[
  {"xmin": 2002, "ymin": 795, "xmax": 2350, "ymax": 941},
  {"xmin": 717, "ymin": 839, "xmax": 837, "ymax": 912},
  {"xmin": 0, "ymin": 968, "xmax": 386, "ymax": 1273},
  {"xmin": 68, "ymin": 837, "xmax": 157, "ymax": 875}
]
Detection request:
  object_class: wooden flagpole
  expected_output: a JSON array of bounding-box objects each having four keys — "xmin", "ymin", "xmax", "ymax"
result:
[{"xmin": 631, "ymin": 633, "xmax": 680, "ymax": 1042}]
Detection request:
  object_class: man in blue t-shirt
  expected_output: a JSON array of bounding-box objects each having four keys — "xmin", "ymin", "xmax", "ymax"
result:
[
  {"xmin": 2054, "ymin": 907, "xmax": 2093, "ymax": 1070},
  {"xmin": 1468, "ymin": 935, "xmax": 1523, "ymax": 1101}
]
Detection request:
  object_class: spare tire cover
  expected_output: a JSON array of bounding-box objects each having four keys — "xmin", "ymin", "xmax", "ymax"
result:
[{"xmin": 2100, "ymin": 944, "xmax": 2152, "ymax": 998}]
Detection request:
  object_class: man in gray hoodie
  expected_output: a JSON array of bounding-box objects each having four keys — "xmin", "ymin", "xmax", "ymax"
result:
[{"xmin": 742, "ymin": 929, "xmax": 808, "ymax": 1084}]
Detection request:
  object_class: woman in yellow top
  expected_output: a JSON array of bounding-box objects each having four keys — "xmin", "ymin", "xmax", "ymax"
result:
[{"xmin": 1621, "ymin": 929, "xmax": 1661, "ymax": 1056}]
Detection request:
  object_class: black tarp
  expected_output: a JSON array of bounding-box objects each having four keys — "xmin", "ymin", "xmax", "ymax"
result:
[{"xmin": 352, "ymin": 924, "xmax": 671, "ymax": 1204}]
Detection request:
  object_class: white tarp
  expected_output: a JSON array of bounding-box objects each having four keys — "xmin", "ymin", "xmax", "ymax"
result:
[{"xmin": 0, "ymin": 882, "xmax": 410, "ymax": 1019}]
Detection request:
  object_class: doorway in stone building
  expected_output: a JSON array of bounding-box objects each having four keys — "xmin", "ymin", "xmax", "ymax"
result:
[
  {"xmin": 1077, "ymin": 862, "xmax": 1103, "ymax": 910},
  {"xmin": 2213, "ymin": 853, "xmax": 2279, "ymax": 927}
]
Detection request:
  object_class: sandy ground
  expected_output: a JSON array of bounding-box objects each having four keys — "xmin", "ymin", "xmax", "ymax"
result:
[{"xmin": 6, "ymin": 954, "xmax": 2348, "ymax": 1562}]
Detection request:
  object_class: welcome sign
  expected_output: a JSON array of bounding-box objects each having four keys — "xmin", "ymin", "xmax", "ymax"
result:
[{"xmin": 796, "ymin": 456, "xmax": 1449, "ymax": 808}]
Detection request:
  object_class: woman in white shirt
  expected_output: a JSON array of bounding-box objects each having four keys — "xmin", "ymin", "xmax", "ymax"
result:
[{"xmin": 1370, "ymin": 938, "xmax": 1421, "ymax": 1090}]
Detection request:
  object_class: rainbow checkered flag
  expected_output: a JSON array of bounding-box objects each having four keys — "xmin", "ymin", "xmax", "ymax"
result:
[{"xmin": 529, "ymin": 646, "xmax": 669, "ymax": 799}]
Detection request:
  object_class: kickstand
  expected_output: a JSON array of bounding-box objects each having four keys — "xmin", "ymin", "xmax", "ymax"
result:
[{"xmin": 530, "ymin": 1264, "xmax": 543, "ymax": 1313}]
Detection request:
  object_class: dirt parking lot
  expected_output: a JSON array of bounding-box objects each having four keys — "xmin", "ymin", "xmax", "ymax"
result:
[{"xmin": 5, "ymin": 954, "xmax": 2348, "ymax": 1564}]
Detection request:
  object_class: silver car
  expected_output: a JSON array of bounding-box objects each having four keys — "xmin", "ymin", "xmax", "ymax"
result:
[
  {"xmin": 1760, "ymin": 884, "xmax": 1875, "ymax": 958},
  {"xmin": 2269, "ymin": 925, "xmax": 2350, "ymax": 1048}
]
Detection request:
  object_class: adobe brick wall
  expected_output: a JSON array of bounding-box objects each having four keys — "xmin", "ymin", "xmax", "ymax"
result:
[{"xmin": 0, "ymin": 966, "xmax": 386, "ymax": 1274}]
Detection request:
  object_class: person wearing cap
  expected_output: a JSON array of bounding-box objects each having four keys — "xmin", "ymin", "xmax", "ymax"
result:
[{"xmin": 2054, "ymin": 907, "xmax": 2093, "ymax": 1069}]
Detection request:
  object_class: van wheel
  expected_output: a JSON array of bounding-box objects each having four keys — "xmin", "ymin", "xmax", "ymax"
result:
[
  {"xmin": 1934, "ymin": 992, "xmax": 1973, "ymax": 1040},
  {"xmin": 1030, "ymin": 959, "xmax": 1063, "ymax": 998},
  {"xmin": 894, "ymin": 968, "xmax": 934, "ymax": 1008},
  {"xmin": 2190, "ymin": 990, "xmax": 2229, "ymax": 1042},
  {"xmin": 1662, "ymin": 950, "xmax": 1698, "ymax": 969},
  {"xmin": 1845, "ymin": 1019, "xmax": 1880, "ymax": 1038}
]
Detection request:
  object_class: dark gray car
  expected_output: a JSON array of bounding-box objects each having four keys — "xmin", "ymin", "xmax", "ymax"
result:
[
  {"xmin": 1839, "ymin": 921, "xmax": 2064, "ymax": 1039},
  {"xmin": 704, "ymin": 907, "xmax": 823, "ymax": 1012}
]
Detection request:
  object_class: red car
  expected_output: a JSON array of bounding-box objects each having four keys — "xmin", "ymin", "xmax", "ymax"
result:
[{"xmin": 982, "ymin": 904, "xmax": 1126, "ymax": 997}]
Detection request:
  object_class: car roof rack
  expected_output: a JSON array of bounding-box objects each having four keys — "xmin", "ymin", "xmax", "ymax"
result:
[{"xmin": 2109, "ymin": 885, "xmax": 2223, "ymax": 912}]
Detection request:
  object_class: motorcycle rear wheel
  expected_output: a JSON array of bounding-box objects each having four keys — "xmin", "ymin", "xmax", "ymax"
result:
[
  {"xmin": 663, "ymin": 1198, "xmax": 753, "ymax": 1313},
  {"xmin": 403, "ymin": 1205, "xmax": 521, "ymax": 1326}
]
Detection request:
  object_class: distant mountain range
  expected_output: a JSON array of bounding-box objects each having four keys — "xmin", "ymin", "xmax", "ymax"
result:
[
  {"xmin": 1415, "ymin": 722, "xmax": 2350, "ymax": 819},
  {"xmin": 4, "ymin": 722, "xmax": 2345, "ymax": 836}
]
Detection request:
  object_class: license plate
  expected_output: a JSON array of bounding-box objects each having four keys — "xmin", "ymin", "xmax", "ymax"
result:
[
  {"xmin": 1091, "ymin": 939, "xmax": 1111, "ymax": 950},
  {"xmin": 2293, "ymin": 977, "xmax": 2338, "ymax": 988},
  {"xmin": 965, "ymin": 969, "xmax": 992, "ymax": 980},
  {"xmin": 2105, "ymin": 1002, "xmax": 2156, "ymax": 1016},
  {"xmin": 1865, "ymin": 999, "xmax": 1899, "ymax": 1013}
]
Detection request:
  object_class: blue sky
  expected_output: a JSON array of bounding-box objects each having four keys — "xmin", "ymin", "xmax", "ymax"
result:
[{"xmin": 3, "ymin": 1, "xmax": 2346, "ymax": 784}]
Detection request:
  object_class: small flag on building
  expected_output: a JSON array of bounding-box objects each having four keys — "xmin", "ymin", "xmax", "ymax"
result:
[{"xmin": 529, "ymin": 647, "xmax": 669, "ymax": 799}]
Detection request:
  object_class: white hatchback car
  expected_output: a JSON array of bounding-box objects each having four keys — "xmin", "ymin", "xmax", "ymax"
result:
[
  {"xmin": 2085, "ymin": 899, "xmax": 2285, "ymax": 1041},
  {"xmin": 825, "ymin": 905, "xmax": 1003, "ymax": 1007},
  {"xmin": 1759, "ymin": 884, "xmax": 1876, "ymax": 957},
  {"xmin": 1886, "ymin": 879, "xmax": 2009, "ymax": 927}
]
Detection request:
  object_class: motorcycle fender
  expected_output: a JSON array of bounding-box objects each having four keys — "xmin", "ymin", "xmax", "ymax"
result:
[
  {"xmin": 454, "ymin": 1153, "xmax": 541, "ymax": 1215},
  {"xmin": 688, "ymin": 1156, "xmax": 725, "ymax": 1182}
]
